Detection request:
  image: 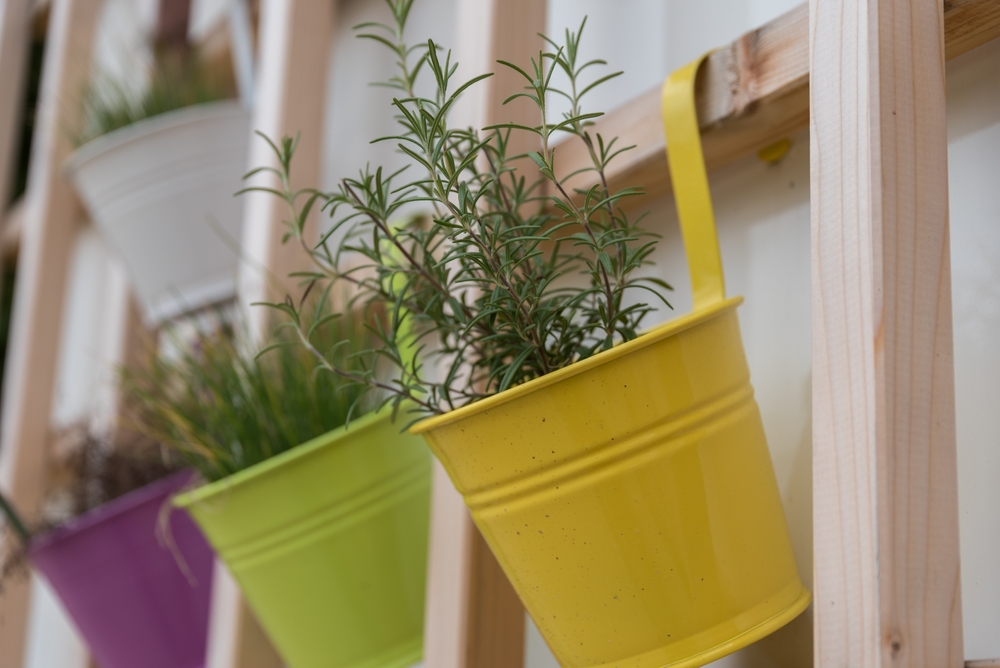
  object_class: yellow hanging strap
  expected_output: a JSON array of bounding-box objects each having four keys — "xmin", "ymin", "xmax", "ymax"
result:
[{"xmin": 662, "ymin": 55, "xmax": 726, "ymax": 311}]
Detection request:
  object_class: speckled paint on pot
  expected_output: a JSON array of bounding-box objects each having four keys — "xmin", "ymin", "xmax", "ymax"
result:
[
  {"xmin": 410, "ymin": 55, "xmax": 810, "ymax": 668},
  {"xmin": 412, "ymin": 298, "xmax": 809, "ymax": 667}
]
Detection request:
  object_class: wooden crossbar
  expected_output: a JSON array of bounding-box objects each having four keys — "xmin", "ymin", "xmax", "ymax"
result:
[{"xmin": 552, "ymin": 0, "xmax": 1000, "ymax": 209}]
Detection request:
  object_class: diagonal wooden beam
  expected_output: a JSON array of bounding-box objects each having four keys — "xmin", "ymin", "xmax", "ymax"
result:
[{"xmin": 552, "ymin": 0, "xmax": 1000, "ymax": 209}]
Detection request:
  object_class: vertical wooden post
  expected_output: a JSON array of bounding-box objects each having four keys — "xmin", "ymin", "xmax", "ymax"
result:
[
  {"xmin": 810, "ymin": 0, "xmax": 964, "ymax": 665},
  {"xmin": 204, "ymin": 1, "xmax": 335, "ymax": 666},
  {"xmin": 0, "ymin": 0, "xmax": 102, "ymax": 666},
  {"xmin": 422, "ymin": 2, "xmax": 545, "ymax": 667}
]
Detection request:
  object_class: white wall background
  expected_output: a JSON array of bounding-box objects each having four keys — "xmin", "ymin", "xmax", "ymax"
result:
[
  {"xmin": 18, "ymin": 0, "xmax": 1000, "ymax": 666},
  {"xmin": 946, "ymin": 36, "xmax": 1000, "ymax": 663}
]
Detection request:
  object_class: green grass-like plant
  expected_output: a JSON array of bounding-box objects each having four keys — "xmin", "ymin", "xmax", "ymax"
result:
[
  {"xmin": 76, "ymin": 52, "xmax": 235, "ymax": 146},
  {"xmin": 249, "ymin": 0, "xmax": 672, "ymax": 424},
  {"xmin": 121, "ymin": 310, "xmax": 377, "ymax": 483}
]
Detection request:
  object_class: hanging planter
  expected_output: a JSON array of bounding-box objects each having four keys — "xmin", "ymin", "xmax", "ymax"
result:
[
  {"xmin": 28, "ymin": 470, "xmax": 214, "ymax": 668},
  {"xmin": 174, "ymin": 409, "xmax": 431, "ymax": 668},
  {"xmin": 407, "ymin": 56, "xmax": 810, "ymax": 667},
  {"xmin": 65, "ymin": 101, "xmax": 250, "ymax": 325},
  {"xmin": 125, "ymin": 311, "xmax": 432, "ymax": 668}
]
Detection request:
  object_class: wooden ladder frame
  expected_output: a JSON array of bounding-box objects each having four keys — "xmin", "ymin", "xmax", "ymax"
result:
[{"xmin": 1, "ymin": 0, "xmax": 999, "ymax": 666}]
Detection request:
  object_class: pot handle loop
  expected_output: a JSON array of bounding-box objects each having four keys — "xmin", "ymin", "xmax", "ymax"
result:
[{"xmin": 662, "ymin": 54, "xmax": 725, "ymax": 311}]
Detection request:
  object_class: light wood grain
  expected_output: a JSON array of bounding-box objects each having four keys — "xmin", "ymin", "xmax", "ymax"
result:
[
  {"xmin": 423, "ymin": 460, "xmax": 474, "ymax": 667},
  {"xmin": 552, "ymin": 0, "xmax": 1000, "ymax": 211},
  {"xmin": 421, "ymin": 3, "xmax": 545, "ymax": 667},
  {"xmin": 967, "ymin": 661, "xmax": 1000, "ymax": 668},
  {"xmin": 0, "ymin": 1, "xmax": 102, "ymax": 666},
  {"xmin": 810, "ymin": 0, "xmax": 964, "ymax": 665},
  {"xmin": 464, "ymin": 527, "xmax": 527, "ymax": 667},
  {"xmin": 204, "ymin": 1, "xmax": 337, "ymax": 666},
  {"xmin": 944, "ymin": 0, "xmax": 1000, "ymax": 59}
]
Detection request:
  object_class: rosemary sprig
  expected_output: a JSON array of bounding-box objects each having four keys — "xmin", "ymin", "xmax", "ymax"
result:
[{"xmin": 251, "ymin": 0, "xmax": 673, "ymax": 423}]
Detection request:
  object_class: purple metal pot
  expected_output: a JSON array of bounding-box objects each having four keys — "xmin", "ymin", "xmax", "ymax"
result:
[{"xmin": 28, "ymin": 470, "xmax": 214, "ymax": 668}]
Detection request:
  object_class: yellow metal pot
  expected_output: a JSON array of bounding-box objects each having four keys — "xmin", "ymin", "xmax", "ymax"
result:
[{"xmin": 409, "ymin": 56, "xmax": 810, "ymax": 667}]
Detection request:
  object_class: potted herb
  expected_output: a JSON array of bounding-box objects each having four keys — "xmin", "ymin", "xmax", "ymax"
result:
[
  {"xmin": 258, "ymin": 2, "xmax": 810, "ymax": 666},
  {"xmin": 124, "ymin": 310, "xmax": 432, "ymax": 668},
  {"xmin": 0, "ymin": 430, "xmax": 214, "ymax": 668},
  {"xmin": 64, "ymin": 54, "xmax": 248, "ymax": 325}
]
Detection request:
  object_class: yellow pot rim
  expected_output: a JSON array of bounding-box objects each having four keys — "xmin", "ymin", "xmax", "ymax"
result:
[
  {"xmin": 409, "ymin": 296, "xmax": 744, "ymax": 435},
  {"xmin": 174, "ymin": 407, "xmax": 392, "ymax": 508}
]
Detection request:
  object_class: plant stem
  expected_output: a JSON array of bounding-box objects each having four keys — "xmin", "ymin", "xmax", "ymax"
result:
[{"xmin": 0, "ymin": 490, "xmax": 31, "ymax": 544}]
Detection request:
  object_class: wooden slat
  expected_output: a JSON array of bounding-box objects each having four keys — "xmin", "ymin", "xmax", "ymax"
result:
[
  {"xmin": 967, "ymin": 662, "xmax": 1000, "ymax": 668},
  {"xmin": 944, "ymin": 0, "xmax": 1000, "ymax": 59},
  {"xmin": 552, "ymin": 0, "xmax": 1000, "ymax": 209},
  {"xmin": 810, "ymin": 0, "xmax": 963, "ymax": 665},
  {"xmin": 421, "ymin": 2, "xmax": 546, "ymax": 666},
  {"xmin": 204, "ymin": 0, "xmax": 336, "ymax": 666},
  {"xmin": 0, "ymin": 0, "xmax": 102, "ymax": 666}
]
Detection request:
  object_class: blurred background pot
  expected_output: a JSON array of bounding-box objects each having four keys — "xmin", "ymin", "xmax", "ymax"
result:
[
  {"xmin": 175, "ymin": 409, "xmax": 432, "ymax": 668},
  {"xmin": 64, "ymin": 101, "xmax": 250, "ymax": 326},
  {"xmin": 29, "ymin": 470, "xmax": 214, "ymax": 668}
]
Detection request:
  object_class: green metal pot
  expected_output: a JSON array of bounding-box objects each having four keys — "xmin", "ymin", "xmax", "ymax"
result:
[{"xmin": 174, "ymin": 409, "xmax": 431, "ymax": 668}]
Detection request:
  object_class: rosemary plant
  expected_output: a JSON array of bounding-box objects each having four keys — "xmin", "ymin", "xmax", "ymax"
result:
[
  {"xmin": 251, "ymin": 0, "xmax": 672, "ymax": 422},
  {"xmin": 122, "ymin": 311, "xmax": 377, "ymax": 483}
]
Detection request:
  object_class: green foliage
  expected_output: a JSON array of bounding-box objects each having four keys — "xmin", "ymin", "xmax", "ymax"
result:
[
  {"xmin": 121, "ymin": 310, "xmax": 377, "ymax": 482},
  {"xmin": 76, "ymin": 52, "xmax": 235, "ymax": 146},
  {"xmin": 0, "ymin": 491, "xmax": 30, "ymax": 544},
  {"xmin": 252, "ymin": 0, "xmax": 672, "ymax": 422}
]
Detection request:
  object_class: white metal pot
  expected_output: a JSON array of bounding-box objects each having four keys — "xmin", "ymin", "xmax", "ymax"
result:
[{"xmin": 65, "ymin": 101, "xmax": 251, "ymax": 325}]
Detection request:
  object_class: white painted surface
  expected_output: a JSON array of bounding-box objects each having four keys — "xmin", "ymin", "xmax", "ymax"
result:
[
  {"xmin": 22, "ymin": 578, "xmax": 87, "ymax": 668},
  {"xmin": 947, "ymin": 36, "xmax": 1000, "ymax": 664},
  {"xmin": 48, "ymin": 224, "xmax": 114, "ymax": 430}
]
